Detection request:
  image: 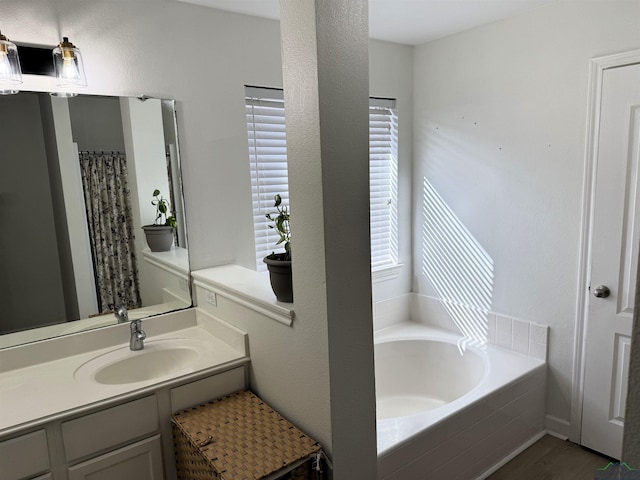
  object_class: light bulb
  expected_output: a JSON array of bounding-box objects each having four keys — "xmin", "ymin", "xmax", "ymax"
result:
[
  {"xmin": 53, "ymin": 37, "xmax": 86, "ymax": 90},
  {"xmin": 0, "ymin": 30, "xmax": 22, "ymax": 95},
  {"xmin": 0, "ymin": 52, "xmax": 11, "ymax": 76},
  {"xmin": 61, "ymin": 57, "xmax": 80, "ymax": 81}
]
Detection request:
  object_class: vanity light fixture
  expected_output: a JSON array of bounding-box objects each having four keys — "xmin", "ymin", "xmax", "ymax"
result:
[
  {"xmin": 0, "ymin": 30, "xmax": 23, "ymax": 95},
  {"xmin": 52, "ymin": 37, "xmax": 87, "ymax": 97}
]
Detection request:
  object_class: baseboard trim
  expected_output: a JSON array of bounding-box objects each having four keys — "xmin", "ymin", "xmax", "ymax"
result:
[
  {"xmin": 545, "ymin": 414, "xmax": 571, "ymax": 440},
  {"xmin": 546, "ymin": 430, "xmax": 569, "ymax": 441},
  {"xmin": 475, "ymin": 430, "xmax": 546, "ymax": 480}
]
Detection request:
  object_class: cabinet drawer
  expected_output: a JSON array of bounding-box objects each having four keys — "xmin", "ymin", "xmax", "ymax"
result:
[
  {"xmin": 67, "ymin": 434, "xmax": 163, "ymax": 480},
  {"xmin": 0, "ymin": 430, "xmax": 49, "ymax": 480},
  {"xmin": 62, "ymin": 395, "xmax": 159, "ymax": 461},
  {"xmin": 170, "ymin": 367, "xmax": 245, "ymax": 412}
]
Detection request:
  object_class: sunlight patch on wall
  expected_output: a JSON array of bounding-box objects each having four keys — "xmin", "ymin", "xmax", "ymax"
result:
[
  {"xmin": 389, "ymin": 113, "xmax": 400, "ymax": 264},
  {"xmin": 421, "ymin": 177, "xmax": 494, "ymax": 349}
]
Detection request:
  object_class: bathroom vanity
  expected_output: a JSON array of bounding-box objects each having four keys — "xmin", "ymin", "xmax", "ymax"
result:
[{"xmin": 0, "ymin": 309, "xmax": 249, "ymax": 480}]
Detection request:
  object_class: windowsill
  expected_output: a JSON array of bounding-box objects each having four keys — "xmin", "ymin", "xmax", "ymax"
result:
[
  {"xmin": 142, "ymin": 247, "xmax": 190, "ymax": 280},
  {"xmin": 191, "ymin": 265, "xmax": 295, "ymax": 327},
  {"xmin": 191, "ymin": 263, "xmax": 402, "ymax": 327},
  {"xmin": 372, "ymin": 263, "xmax": 404, "ymax": 284}
]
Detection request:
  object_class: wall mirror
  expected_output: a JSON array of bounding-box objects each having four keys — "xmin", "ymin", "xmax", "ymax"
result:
[{"xmin": 0, "ymin": 92, "xmax": 191, "ymax": 349}]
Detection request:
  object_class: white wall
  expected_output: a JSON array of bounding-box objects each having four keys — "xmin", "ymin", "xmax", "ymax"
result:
[
  {"xmin": 280, "ymin": 1, "xmax": 377, "ymax": 474},
  {"xmin": 0, "ymin": 93, "xmax": 67, "ymax": 331},
  {"xmin": 120, "ymin": 97, "xmax": 172, "ymax": 307},
  {"xmin": 120, "ymin": 97, "xmax": 170, "ymax": 228},
  {"xmin": 38, "ymin": 94, "xmax": 80, "ymax": 320},
  {"xmin": 624, "ymin": 269, "xmax": 640, "ymax": 463},
  {"xmin": 413, "ymin": 1, "xmax": 640, "ymax": 428},
  {"xmin": 0, "ymin": 0, "xmax": 413, "ymax": 459},
  {"xmin": 68, "ymin": 95, "xmax": 125, "ymax": 151},
  {"xmin": 49, "ymin": 96, "xmax": 99, "ymax": 318},
  {"xmin": 370, "ymin": 38, "xmax": 414, "ymax": 302}
]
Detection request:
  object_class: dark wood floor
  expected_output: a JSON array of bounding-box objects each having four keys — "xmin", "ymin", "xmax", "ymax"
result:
[{"xmin": 488, "ymin": 435, "xmax": 612, "ymax": 480}]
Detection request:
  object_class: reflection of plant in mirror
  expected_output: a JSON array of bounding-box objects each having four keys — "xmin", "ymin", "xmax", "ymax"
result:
[
  {"xmin": 151, "ymin": 189, "xmax": 177, "ymax": 228},
  {"xmin": 265, "ymin": 194, "xmax": 290, "ymax": 261}
]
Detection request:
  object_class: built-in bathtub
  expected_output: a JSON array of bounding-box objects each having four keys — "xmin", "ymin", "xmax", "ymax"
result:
[{"xmin": 375, "ymin": 322, "xmax": 546, "ymax": 480}]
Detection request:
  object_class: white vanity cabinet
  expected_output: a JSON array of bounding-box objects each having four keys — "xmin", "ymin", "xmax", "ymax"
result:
[
  {"xmin": 66, "ymin": 435, "xmax": 164, "ymax": 480},
  {"xmin": 0, "ymin": 430, "xmax": 50, "ymax": 480},
  {"xmin": 62, "ymin": 395, "xmax": 163, "ymax": 480},
  {"xmin": 0, "ymin": 365, "xmax": 247, "ymax": 480}
]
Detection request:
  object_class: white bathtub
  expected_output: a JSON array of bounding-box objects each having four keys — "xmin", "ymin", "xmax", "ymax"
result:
[
  {"xmin": 376, "ymin": 339, "xmax": 487, "ymax": 420},
  {"xmin": 375, "ymin": 322, "xmax": 546, "ymax": 480}
]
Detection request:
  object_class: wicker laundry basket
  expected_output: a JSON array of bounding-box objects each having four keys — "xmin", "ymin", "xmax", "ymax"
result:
[{"xmin": 172, "ymin": 391, "xmax": 325, "ymax": 480}]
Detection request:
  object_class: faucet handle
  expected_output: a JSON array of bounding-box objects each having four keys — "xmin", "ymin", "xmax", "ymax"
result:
[
  {"xmin": 131, "ymin": 319, "xmax": 146, "ymax": 338},
  {"xmin": 137, "ymin": 328, "xmax": 147, "ymax": 341}
]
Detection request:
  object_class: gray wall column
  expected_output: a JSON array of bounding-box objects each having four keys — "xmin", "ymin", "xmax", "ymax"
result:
[
  {"xmin": 623, "ymin": 244, "xmax": 640, "ymax": 465},
  {"xmin": 279, "ymin": 1, "xmax": 377, "ymax": 477}
]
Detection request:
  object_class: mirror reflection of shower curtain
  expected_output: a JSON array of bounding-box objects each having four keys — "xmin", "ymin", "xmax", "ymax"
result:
[{"xmin": 79, "ymin": 151, "xmax": 142, "ymax": 313}]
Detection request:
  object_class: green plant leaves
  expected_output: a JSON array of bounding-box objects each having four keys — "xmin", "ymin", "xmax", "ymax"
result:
[
  {"xmin": 151, "ymin": 189, "xmax": 176, "ymax": 227},
  {"xmin": 265, "ymin": 193, "xmax": 290, "ymax": 253}
]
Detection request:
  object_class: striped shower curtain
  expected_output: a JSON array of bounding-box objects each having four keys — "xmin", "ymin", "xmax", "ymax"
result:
[{"xmin": 79, "ymin": 152, "xmax": 141, "ymax": 313}]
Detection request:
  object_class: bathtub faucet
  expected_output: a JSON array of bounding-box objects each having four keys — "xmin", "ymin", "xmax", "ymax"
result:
[{"xmin": 130, "ymin": 319, "xmax": 146, "ymax": 351}]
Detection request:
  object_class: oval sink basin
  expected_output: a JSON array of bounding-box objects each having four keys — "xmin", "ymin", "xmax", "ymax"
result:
[
  {"xmin": 95, "ymin": 347, "xmax": 198, "ymax": 385},
  {"xmin": 74, "ymin": 338, "xmax": 211, "ymax": 385}
]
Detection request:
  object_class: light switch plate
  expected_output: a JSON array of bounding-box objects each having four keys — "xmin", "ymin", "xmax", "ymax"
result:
[{"xmin": 206, "ymin": 291, "xmax": 217, "ymax": 307}]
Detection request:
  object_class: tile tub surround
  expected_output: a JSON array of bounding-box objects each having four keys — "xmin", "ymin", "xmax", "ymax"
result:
[
  {"xmin": 373, "ymin": 294, "xmax": 411, "ymax": 331},
  {"xmin": 375, "ymin": 322, "xmax": 546, "ymax": 480},
  {"xmin": 407, "ymin": 293, "xmax": 549, "ymax": 360},
  {"xmin": 0, "ymin": 308, "xmax": 248, "ymax": 435}
]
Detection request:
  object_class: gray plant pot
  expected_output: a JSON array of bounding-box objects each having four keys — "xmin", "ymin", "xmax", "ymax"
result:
[
  {"xmin": 263, "ymin": 253, "xmax": 293, "ymax": 303},
  {"xmin": 142, "ymin": 225, "xmax": 174, "ymax": 252}
]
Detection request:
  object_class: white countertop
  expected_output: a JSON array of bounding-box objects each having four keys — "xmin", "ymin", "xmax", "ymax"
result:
[{"xmin": 0, "ymin": 308, "xmax": 248, "ymax": 436}]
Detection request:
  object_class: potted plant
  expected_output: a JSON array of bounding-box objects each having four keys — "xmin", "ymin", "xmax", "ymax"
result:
[
  {"xmin": 263, "ymin": 194, "xmax": 293, "ymax": 302},
  {"xmin": 142, "ymin": 189, "xmax": 177, "ymax": 252}
]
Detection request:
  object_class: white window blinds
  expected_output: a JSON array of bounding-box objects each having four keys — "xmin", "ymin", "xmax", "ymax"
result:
[
  {"xmin": 369, "ymin": 98, "xmax": 399, "ymax": 271},
  {"xmin": 246, "ymin": 87, "xmax": 398, "ymax": 272},
  {"xmin": 246, "ymin": 87, "xmax": 289, "ymax": 271}
]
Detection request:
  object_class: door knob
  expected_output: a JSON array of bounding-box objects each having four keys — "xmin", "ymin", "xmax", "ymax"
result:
[{"xmin": 593, "ymin": 285, "xmax": 610, "ymax": 298}]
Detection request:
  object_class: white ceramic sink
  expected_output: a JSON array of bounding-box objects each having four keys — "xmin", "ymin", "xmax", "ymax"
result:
[{"xmin": 74, "ymin": 338, "xmax": 212, "ymax": 385}]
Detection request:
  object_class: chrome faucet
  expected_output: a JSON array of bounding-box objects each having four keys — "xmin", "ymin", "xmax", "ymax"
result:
[
  {"xmin": 129, "ymin": 319, "xmax": 146, "ymax": 351},
  {"xmin": 115, "ymin": 305, "xmax": 129, "ymax": 323}
]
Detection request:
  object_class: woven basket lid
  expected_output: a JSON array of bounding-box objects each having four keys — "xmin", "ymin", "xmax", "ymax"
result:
[{"xmin": 173, "ymin": 391, "xmax": 322, "ymax": 480}]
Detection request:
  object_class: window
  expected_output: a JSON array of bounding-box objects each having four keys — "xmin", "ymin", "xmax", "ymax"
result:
[
  {"xmin": 245, "ymin": 86, "xmax": 398, "ymax": 273},
  {"xmin": 369, "ymin": 98, "xmax": 399, "ymax": 271}
]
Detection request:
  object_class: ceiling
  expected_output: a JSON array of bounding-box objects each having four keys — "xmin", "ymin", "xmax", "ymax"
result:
[{"xmin": 175, "ymin": 0, "xmax": 556, "ymax": 45}]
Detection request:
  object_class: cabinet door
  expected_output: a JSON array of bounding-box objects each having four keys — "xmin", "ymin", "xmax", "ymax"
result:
[
  {"xmin": 62, "ymin": 395, "xmax": 158, "ymax": 462},
  {"xmin": 0, "ymin": 430, "xmax": 49, "ymax": 480},
  {"xmin": 67, "ymin": 435, "xmax": 163, "ymax": 480}
]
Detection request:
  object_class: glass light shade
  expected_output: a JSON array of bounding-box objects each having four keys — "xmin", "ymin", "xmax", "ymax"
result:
[
  {"xmin": 52, "ymin": 37, "xmax": 87, "ymax": 91},
  {"xmin": 0, "ymin": 33, "xmax": 23, "ymax": 95}
]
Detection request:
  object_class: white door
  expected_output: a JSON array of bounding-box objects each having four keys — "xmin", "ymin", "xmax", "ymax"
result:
[{"xmin": 581, "ymin": 61, "xmax": 640, "ymax": 459}]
